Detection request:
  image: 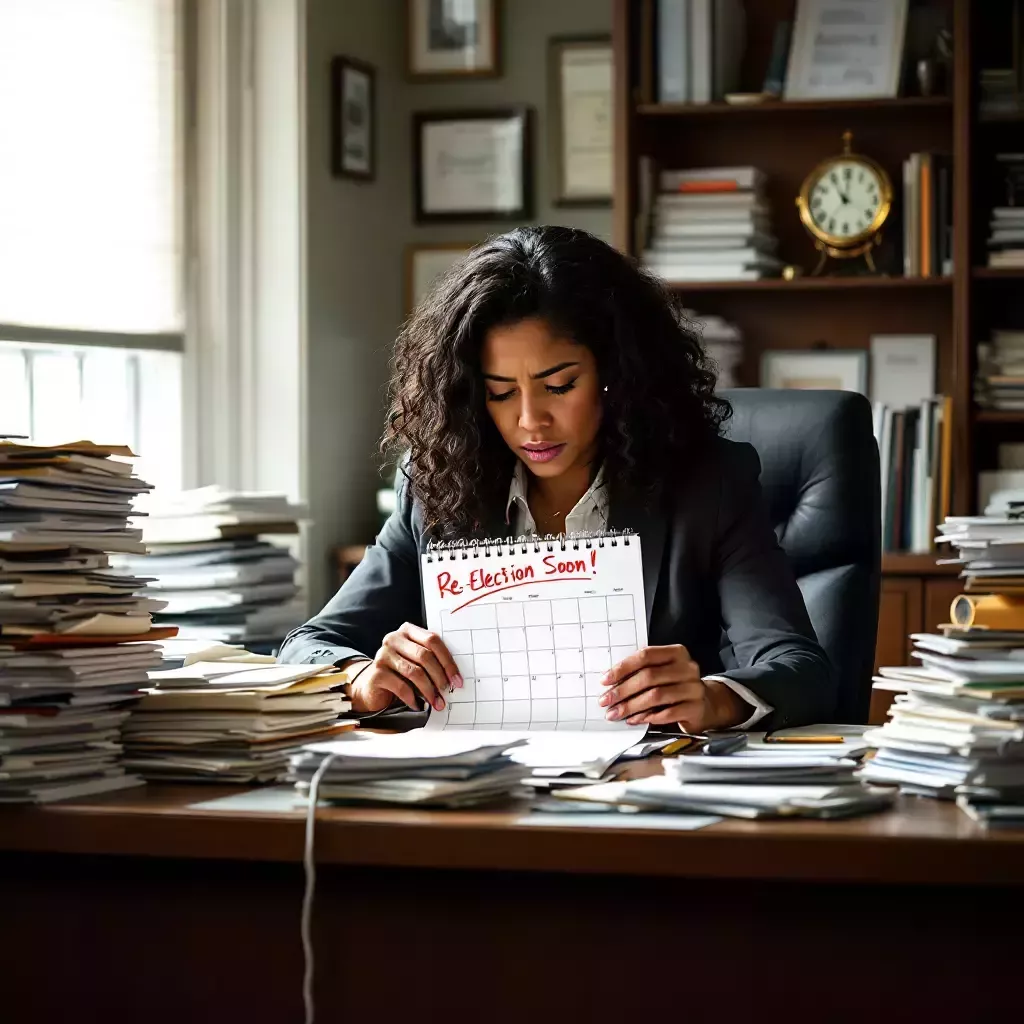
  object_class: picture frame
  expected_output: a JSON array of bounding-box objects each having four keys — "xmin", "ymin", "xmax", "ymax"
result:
[
  {"xmin": 413, "ymin": 107, "xmax": 532, "ymax": 223},
  {"xmin": 330, "ymin": 56, "xmax": 375, "ymax": 180},
  {"xmin": 549, "ymin": 36, "xmax": 613, "ymax": 207},
  {"xmin": 760, "ymin": 349, "xmax": 869, "ymax": 395},
  {"xmin": 407, "ymin": 0, "xmax": 501, "ymax": 80},
  {"xmin": 870, "ymin": 334, "xmax": 937, "ymax": 408},
  {"xmin": 405, "ymin": 242, "xmax": 475, "ymax": 313},
  {"xmin": 784, "ymin": 0, "xmax": 908, "ymax": 101}
]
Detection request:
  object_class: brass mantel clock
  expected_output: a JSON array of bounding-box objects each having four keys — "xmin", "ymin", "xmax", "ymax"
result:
[{"xmin": 796, "ymin": 131, "xmax": 893, "ymax": 274}]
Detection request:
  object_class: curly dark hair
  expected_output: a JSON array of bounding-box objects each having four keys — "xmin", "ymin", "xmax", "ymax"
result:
[{"xmin": 383, "ymin": 225, "xmax": 731, "ymax": 538}]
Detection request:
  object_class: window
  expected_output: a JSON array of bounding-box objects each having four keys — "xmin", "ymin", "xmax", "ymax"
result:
[{"xmin": 0, "ymin": 0, "xmax": 184, "ymax": 491}]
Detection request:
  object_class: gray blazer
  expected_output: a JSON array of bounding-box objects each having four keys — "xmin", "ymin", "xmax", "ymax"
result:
[{"xmin": 278, "ymin": 437, "xmax": 836, "ymax": 731}]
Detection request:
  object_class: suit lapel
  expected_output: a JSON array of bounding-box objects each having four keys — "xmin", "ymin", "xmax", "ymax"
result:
[{"xmin": 609, "ymin": 486, "xmax": 666, "ymax": 631}]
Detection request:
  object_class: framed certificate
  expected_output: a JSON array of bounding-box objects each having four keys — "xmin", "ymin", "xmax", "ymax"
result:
[
  {"xmin": 405, "ymin": 242, "xmax": 475, "ymax": 313},
  {"xmin": 413, "ymin": 108, "xmax": 532, "ymax": 222},
  {"xmin": 784, "ymin": 0, "xmax": 908, "ymax": 100},
  {"xmin": 549, "ymin": 36, "xmax": 613, "ymax": 206}
]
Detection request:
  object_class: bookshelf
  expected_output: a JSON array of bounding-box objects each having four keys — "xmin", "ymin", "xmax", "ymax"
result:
[{"xmin": 612, "ymin": 0, "xmax": 1022, "ymax": 682}]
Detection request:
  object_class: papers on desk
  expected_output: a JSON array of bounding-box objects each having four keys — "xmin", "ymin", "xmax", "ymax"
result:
[
  {"xmin": 122, "ymin": 647, "xmax": 356, "ymax": 783},
  {"xmin": 114, "ymin": 487, "xmax": 307, "ymax": 651},
  {"xmin": 0, "ymin": 440, "xmax": 169, "ymax": 802}
]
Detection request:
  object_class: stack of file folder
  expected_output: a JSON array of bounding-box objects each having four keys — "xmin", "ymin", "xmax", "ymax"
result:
[
  {"xmin": 124, "ymin": 652, "xmax": 356, "ymax": 783},
  {"xmin": 0, "ymin": 440, "xmax": 175, "ymax": 802},
  {"xmin": 289, "ymin": 731, "xmax": 529, "ymax": 809},
  {"xmin": 117, "ymin": 486, "xmax": 306, "ymax": 651}
]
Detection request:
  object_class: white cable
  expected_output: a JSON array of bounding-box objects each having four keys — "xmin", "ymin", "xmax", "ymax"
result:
[{"xmin": 301, "ymin": 752, "xmax": 339, "ymax": 1024}]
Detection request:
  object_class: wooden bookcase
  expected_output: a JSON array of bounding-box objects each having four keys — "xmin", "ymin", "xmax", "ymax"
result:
[{"xmin": 611, "ymin": 0, "xmax": 1024, "ymax": 686}]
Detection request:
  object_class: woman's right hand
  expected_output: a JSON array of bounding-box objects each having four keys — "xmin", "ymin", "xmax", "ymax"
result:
[{"xmin": 350, "ymin": 622, "xmax": 464, "ymax": 714}]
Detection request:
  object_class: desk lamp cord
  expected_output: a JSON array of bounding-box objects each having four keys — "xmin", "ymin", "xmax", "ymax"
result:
[{"xmin": 302, "ymin": 751, "xmax": 340, "ymax": 1024}]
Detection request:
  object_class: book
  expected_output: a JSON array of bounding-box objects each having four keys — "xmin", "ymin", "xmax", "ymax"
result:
[
  {"xmin": 656, "ymin": 0, "xmax": 690, "ymax": 103},
  {"xmin": 761, "ymin": 20, "xmax": 791, "ymax": 96}
]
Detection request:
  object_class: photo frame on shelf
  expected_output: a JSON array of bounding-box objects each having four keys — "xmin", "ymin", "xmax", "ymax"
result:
[
  {"xmin": 407, "ymin": 0, "xmax": 501, "ymax": 79},
  {"xmin": 761, "ymin": 349, "xmax": 869, "ymax": 395},
  {"xmin": 405, "ymin": 242, "xmax": 475, "ymax": 313},
  {"xmin": 414, "ymin": 107, "xmax": 532, "ymax": 222},
  {"xmin": 331, "ymin": 56, "xmax": 375, "ymax": 180},
  {"xmin": 549, "ymin": 36, "xmax": 613, "ymax": 206},
  {"xmin": 784, "ymin": 0, "xmax": 909, "ymax": 101},
  {"xmin": 870, "ymin": 334, "xmax": 937, "ymax": 408}
]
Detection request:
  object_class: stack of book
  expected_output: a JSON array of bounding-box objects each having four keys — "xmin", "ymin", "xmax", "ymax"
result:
[
  {"xmin": 289, "ymin": 731, "xmax": 529, "ymax": 808},
  {"xmin": 643, "ymin": 166, "xmax": 781, "ymax": 282},
  {"xmin": 872, "ymin": 397, "xmax": 953, "ymax": 554},
  {"xmin": 123, "ymin": 654, "xmax": 356, "ymax": 783},
  {"xmin": 0, "ymin": 439, "xmax": 176, "ymax": 803},
  {"xmin": 866, "ymin": 512, "xmax": 1024, "ymax": 825},
  {"xmin": 987, "ymin": 207, "xmax": 1024, "ymax": 269},
  {"xmin": 683, "ymin": 307, "xmax": 743, "ymax": 388},
  {"xmin": 116, "ymin": 487, "xmax": 306, "ymax": 652},
  {"xmin": 980, "ymin": 68, "xmax": 1023, "ymax": 119},
  {"xmin": 655, "ymin": 0, "xmax": 745, "ymax": 104},
  {"xmin": 976, "ymin": 330, "xmax": 1024, "ymax": 411},
  {"xmin": 902, "ymin": 152, "xmax": 953, "ymax": 278}
]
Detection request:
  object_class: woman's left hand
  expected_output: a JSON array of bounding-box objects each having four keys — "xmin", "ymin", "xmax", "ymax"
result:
[{"xmin": 598, "ymin": 645, "xmax": 748, "ymax": 732}]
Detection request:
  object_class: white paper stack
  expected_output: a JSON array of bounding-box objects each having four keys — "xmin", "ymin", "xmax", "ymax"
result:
[
  {"xmin": 0, "ymin": 439, "xmax": 170, "ymax": 802},
  {"xmin": 116, "ymin": 486, "xmax": 307, "ymax": 651},
  {"xmin": 123, "ymin": 652, "xmax": 356, "ymax": 783},
  {"xmin": 289, "ymin": 731, "xmax": 530, "ymax": 809},
  {"xmin": 551, "ymin": 726, "xmax": 892, "ymax": 820},
  {"xmin": 643, "ymin": 167, "xmax": 781, "ymax": 283}
]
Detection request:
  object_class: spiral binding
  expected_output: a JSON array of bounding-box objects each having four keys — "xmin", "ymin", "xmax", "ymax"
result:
[{"xmin": 425, "ymin": 529, "xmax": 633, "ymax": 562}]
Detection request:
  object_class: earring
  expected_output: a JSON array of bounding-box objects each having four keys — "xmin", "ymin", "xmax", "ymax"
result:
[{"xmin": 603, "ymin": 386, "xmax": 609, "ymax": 393}]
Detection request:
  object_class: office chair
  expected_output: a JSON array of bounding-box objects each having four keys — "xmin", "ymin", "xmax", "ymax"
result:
[{"xmin": 722, "ymin": 389, "xmax": 881, "ymax": 724}]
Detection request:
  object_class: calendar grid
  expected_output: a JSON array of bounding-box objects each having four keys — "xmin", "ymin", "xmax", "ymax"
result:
[{"xmin": 430, "ymin": 594, "xmax": 639, "ymax": 732}]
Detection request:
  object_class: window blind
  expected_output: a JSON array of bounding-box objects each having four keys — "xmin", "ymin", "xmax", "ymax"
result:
[{"xmin": 0, "ymin": 0, "xmax": 182, "ymax": 337}]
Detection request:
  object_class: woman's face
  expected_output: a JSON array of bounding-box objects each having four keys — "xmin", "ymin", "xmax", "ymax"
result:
[{"xmin": 480, "ymin": 316, "xmax": 602, "ymax": 481}]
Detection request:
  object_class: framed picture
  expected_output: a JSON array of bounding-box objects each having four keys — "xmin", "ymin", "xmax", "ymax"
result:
[
  {"xmin": 760, "ymin": 349, "xmax": 869, "ymax": 394},
  {"xmin": 549, "ymin": 36, "xmax": 613, "ymax": 206},
  {"xmin": 407, "ymin": 0, "xmax": 501, "ymax": 79},
  {"xmin": 331, "ymin": 56, "xmax": 375, "ymax": 180},
  {"xmin": 870, "ymin": 334, "xmax": 936, "ymax": 408},
  {"xmin": 784, "ymin": 0, "xmax": 908, "ymax": 100},
  {"xmin": 405, "ymin": 243, "xmax": 475, "ymax": 313},
  {"xmin": 414, "ymin": 108, "xmax": 532, "ymax": 223}
]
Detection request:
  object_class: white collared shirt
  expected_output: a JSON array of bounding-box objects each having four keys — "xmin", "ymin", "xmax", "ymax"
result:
[{"xmin": 503, "ymin": 462, "xmax": 772, "ymax": 730}]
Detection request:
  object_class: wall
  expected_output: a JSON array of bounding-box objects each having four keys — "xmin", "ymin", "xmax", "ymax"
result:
[
  {"xmin": 407, "ymin": 0, "xmax": 613, "ymax": 248},
  {"xmin": 302, "ymin": 0, "xmax": 613, "ymax": 608},
  {"xmin": 304, "ymin": 0, "xmax": 409, "ymax": 608}
]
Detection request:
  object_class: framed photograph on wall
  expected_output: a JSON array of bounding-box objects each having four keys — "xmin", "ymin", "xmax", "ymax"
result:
[
  {"xmin": 414, "ymin": 108, "xmax": 532, "ymax": 222},
  {"xmin": 407, "ymin": 0, "xmax": 501, "ymax": 79},
  {"xmin": 761, "ymin": 349, "xmax": 869, "ymax": 394},
  {"xmin": 549, "ymin": 36, "xmax": 613, "ymax": 206},
  {"xmin": 784, "ymin": 0, "xmax": 908, "ymax": 100},
  {"xmin": 331, "ymin": 56, "xmax": 375, "ymax": 180},
  {"xmin": 405, "ymin": 242, "xmax": 475, "ymax": 313}
]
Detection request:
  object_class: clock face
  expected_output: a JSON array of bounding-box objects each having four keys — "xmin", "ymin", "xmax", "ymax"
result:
[{"xmin": 806, "ymin": 159, "xmax": 886, "ymax": 243}]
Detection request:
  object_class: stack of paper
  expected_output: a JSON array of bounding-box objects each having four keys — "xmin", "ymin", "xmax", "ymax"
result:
[
  {"xmin": 0, "ymin": 440, "xmax": 175, "ymax": 802},
  {"xmin": 116, "ymin": 486, "xmax": 306, "ymax": 651},
  {"xmin": 123, "ymin": 652, "xmax": 356, "ymax": 783},
  {"xmin": 289, "ymin": 731, "xmax": 529, "ymax": 809},
  {"xmin": 552, "ymin": 729, "xmax": 891, "ymax": 820},
  {"xmin": 643, "ymin": 166, "xmax": 782, "ymax": 283}
]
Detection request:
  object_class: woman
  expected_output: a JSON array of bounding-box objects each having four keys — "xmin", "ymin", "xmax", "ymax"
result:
[{"xmin": 279, "ymin": 226, "xmax": 835, "ymax": 732}]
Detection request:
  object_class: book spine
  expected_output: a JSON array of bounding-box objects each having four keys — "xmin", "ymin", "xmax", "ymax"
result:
[
  {"xmin": 920, "ymin": 153, "xmax": 932, "ymax": 278},
  {"xmin": 640, "ymin": 0, "xmax": 656, "ymax": 103},
  {"xmin": 762, "ymin": 20, "xmax": 792, "ymax": 97},
  {"xmin": 910, "ymin": 153, "xmax": 920, "ymax": 276},
  {"xmin": 887, "ymin": 411, "xmax": 904, "ymax": 551},
  {"xmin": 878, "ymin": 405, "xmax": 892, "ymax": 545},
  {"xmin": 928, "ymin": 401, "xmax": 942, "ymax": 552},
  {"xmin": 657, "ymin": 0, "xmax": 689, "ymax": 103},
  {"xmin": 939, "ymin": 395, "xmax": 954, "ymax": 521},
  {"xmin": 902, "ymin": 408, "xmax": 919, "ymax": 550},
  {"xmin": 690, "ymin": 0, "xmax": 712, "ymax": 103}
]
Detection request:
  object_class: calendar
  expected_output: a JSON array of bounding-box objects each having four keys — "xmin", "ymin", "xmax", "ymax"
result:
[{"xmin": 420, "ymin": 532, "xmax": 647, "ymax": 731}]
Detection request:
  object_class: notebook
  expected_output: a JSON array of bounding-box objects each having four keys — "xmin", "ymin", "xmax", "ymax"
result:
[{"xmin": 420, "ymin": 531, "xmax": 647, "ymax": 732}]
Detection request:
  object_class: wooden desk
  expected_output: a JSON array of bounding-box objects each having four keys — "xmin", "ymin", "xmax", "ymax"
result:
[{"xmin": 3, "ymin": 788, "xmax": 1023, "ymax": 1022}]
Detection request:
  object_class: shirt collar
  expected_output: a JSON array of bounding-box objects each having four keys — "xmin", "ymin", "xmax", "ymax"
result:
[{"xmin": 504, "ymin": 460, "xmax": 608, "ymax": 530}]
